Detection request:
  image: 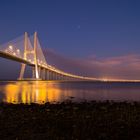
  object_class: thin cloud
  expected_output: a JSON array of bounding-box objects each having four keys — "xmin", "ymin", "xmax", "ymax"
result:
[{"xmin": 43, "ymin": 48, "xmax": 140, "ymax": 80}]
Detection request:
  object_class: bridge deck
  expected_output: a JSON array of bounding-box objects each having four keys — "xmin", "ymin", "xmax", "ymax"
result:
[{"xmin": 0, "ymin": 51, "xmax": 33, "ymax": 66}]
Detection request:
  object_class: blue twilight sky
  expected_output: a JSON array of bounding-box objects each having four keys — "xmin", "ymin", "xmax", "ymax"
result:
[
  {"xmin": 0, "ymin": 0, "xmax": 140, "ymax": 58},
  {"xmin": 0, "ymin": 0, "xmax": 140, "ymax": 79}
]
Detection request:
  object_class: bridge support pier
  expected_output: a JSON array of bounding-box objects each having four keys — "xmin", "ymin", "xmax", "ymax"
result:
[
  {"xmin": 32, "ymin": 67, "xmax": 35, "ymax": 78},
  {"xmin": 19, "ymin": 64, "xmax": 26, "ymax": 80},
  {"xmin": 46, "ymin": 70, "xmax": 49, "ymax": 80},
  {"xmin": 41, "ymin": 68, "xmax": 45, "ymax": 80},
  {"xmin": 48, "ymin": 70, "xmax": 52, "ymax": 80}
]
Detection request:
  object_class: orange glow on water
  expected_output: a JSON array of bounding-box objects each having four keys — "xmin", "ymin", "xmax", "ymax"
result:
[{"xmin": 3, "ymin": 81, "xmax": 63, "ymax": 104}]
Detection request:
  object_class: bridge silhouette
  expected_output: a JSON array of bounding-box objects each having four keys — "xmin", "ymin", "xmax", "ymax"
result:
[{"xmin": 0, "ymin": 32, "xmax": 97, "ymax": 81}]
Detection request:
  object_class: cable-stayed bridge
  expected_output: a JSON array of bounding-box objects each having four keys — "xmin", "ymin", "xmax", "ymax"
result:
[{"xmin": 0, "ymin": 32, "xmax": 97, "ymax": 81}]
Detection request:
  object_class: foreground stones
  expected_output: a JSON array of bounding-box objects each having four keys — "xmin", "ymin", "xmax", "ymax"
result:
[{"xmin": 0, "ymin": 101, "xmax": 140, "ymax": 140}]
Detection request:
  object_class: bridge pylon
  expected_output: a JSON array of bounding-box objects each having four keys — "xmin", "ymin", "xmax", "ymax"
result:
[
  {"xmin": 18, "ymin": 32, "xmax": 40, "ymax": 80},
  {"xmin": 18, "ymin": 32, "xmax": 28, "ymax": 80},
  {"xmin": 33, "ymin": 32, "xmax": 39, "ymax": 79}
]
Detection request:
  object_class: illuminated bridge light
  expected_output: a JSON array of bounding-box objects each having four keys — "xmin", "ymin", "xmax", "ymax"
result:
[
  {"xmin": 8, "ymin": 45, "xmax": 13, "ymax": 50},
  {"xmin": 16, "ymin": 49, "xmax": 20, "ymax": 53}
]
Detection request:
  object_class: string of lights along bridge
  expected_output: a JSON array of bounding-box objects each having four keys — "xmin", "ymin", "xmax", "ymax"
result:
[{"xmin": 0, "ymin": 32, "xmax": 140, "ymax": 82}]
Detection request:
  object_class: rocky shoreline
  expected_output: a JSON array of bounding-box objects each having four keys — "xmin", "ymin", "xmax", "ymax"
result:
[{"xmin": 0, "ymin": 101, "xmax": 140, "ymax": 140}]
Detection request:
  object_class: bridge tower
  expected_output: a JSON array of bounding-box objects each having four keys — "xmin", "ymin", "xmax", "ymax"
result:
[
  {"xmin": 18, "ymin": 32, "xmax": 40, "ymax": 80},
  {"xmin": 33, "ymin": 32, "xmax": 39, "ymax": 79},
  {"xmin": 18, "ymin": 32, "xmax": 28, "ymax": 80}
]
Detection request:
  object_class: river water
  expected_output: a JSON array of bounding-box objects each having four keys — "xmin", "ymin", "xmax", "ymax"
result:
[{"xmin": 0, "ymin": 81, "xmax": 140, "ymax": 104}]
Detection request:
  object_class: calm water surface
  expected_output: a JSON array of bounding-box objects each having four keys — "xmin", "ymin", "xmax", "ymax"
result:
[{"xmin": 0, "ymin": 81, "xmax": 140, "ymax": 104}]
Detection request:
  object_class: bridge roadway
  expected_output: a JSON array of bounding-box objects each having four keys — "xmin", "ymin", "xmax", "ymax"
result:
[
  {"xmin": 1, "ymin": 50, "xmax": 140, "ymax": 82},
  {"xmin": 0, "ymin": 50, "xmax": 98, "ymax": 81}
]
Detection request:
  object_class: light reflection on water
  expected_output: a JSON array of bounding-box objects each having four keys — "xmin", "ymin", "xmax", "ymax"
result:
[{"xmin": 0, "ymin": 81, "xmax": 140, "ymax": 104}]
